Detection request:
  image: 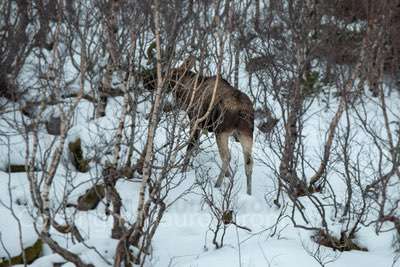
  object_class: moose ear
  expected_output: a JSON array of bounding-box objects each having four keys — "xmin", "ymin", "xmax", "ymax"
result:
[{"xmin": 180, "ymin": 55, "xmax": 196, "ymax": 70}]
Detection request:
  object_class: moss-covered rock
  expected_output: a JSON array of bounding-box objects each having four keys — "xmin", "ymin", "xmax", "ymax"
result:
[
  {"xmin": 0, "ymin": 239, "xmax": 42, "ymax": 267},
  {"xmin": 312, "ymin": 230, "xmax": 368, "ymax": 252},
  {"xmin": 68, "ymin": 138, "xmax": 89, "ymax": 172},
  {"xmin": 76, "ymin": 184, "xmax": 105, "ymax": 211},
  {"xmin": 121, "ymin": 166, "xmax": 134, "ymax": 179},
  {"xmin": 301, "ymin": 71, "xmax": 322, "ymax": 98},
  {"xmin": 46, "ymin": 116, "xmax": 61, "ymax": 135},
  {"xmin": 141, "ymin": 68, "xmax": 157, "ymax": 92},
  {"xmin": 3, "ymin": 164, "xmax": 39, "ymax": 173},
  {"xmin": 6, "ymin": 165, "xmax": 27, "ymax": 173}
]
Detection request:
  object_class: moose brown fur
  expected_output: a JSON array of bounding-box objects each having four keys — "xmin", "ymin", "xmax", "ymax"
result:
[{"xmin": 143, "ymin": 57, "xmax": 255, "ymax": 195}]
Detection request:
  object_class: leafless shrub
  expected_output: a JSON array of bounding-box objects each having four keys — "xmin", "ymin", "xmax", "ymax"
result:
[{"xmin": 1, "ymin": 0, "xmax": 399, "ymax": 266}]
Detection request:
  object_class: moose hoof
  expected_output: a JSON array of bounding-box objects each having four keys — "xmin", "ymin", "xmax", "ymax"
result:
[
  {"xmin": 225, "ymin": 170, "xmax": 231, "ymax": 177},
  {"xmin": 214, "ymin": 177, "xmax": 223, "ymax": 188},
  {"xmin": 182, "ymin": 163, "xmax": 191, "ymax": 173}
]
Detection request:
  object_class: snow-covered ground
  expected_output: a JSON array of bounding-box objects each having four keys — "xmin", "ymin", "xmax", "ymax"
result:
[{"xmin": 1, "ymin": 85, "xmax": 399, "ymax": 266}]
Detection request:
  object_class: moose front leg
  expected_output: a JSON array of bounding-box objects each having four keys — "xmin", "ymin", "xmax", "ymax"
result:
[{"xmin": 182, "ymin": 126, "xmax": 201, "ymax": 171}]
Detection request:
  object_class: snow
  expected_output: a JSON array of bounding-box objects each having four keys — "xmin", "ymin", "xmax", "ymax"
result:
[
  {"xmin": 1, "ymin": 49, "xmax": 400, "ymax": 267},
  {"xmin": 0, "ymin": 172, "xmax": 37, "ymax": 258},
  {"xmin": 1, "ymin": 91, "xmax": 399, "ymax": 266}
]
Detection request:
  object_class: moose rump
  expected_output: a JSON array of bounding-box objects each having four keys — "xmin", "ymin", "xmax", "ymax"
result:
[{"xmin": 143, "ymin": 57, "xmax": 255, "ymax": 195}]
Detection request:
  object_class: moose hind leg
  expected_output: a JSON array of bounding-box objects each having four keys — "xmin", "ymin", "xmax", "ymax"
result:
[
  {"xmin": 215, "ymin": 132, "xmax": 231, "ymax": 188},
  {"xmin": 238, "ymin": 133, "xmax": 253, "ymax": 195}
]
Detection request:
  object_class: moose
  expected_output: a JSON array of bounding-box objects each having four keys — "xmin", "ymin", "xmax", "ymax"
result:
[{"xmin": 141, "ymin": 56, "xmax": 255, "ymax": 195}]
